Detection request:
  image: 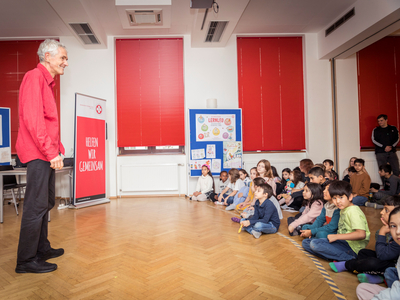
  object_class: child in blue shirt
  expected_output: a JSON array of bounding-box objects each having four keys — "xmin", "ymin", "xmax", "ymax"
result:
[{"xmin": 240, "ymin": 183, "xmax": 280, "ymax": 239}]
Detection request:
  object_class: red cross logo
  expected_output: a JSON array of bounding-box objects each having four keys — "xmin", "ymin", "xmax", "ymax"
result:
[{"xmin": 96, "ymin": 105, "xmax": 102, "ymax": 114}]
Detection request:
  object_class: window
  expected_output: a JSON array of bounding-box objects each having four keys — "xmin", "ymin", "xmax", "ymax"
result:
[
  {"xmin": 116, "ymin": 38, "xmax": 185, "ymax": 150},
  {"xmin": 0, "ymin": 40, "xmax": 61, "ymax": 153},
  {"xmin": 357, "ymin": 36, "xmax": 400, "ymax": 148},
  {"xmin": 119, "ymin": 145, "xmax": 185, "ymax": 155},
  {"xmin": 237, "ymin": 37, "xmax": 305, "ymax": 151}
]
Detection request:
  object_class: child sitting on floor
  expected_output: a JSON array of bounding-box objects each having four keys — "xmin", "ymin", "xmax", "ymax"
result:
[
  {"xmin": 216, "ymin": 168, "xmax": 244, "ymax": 206},
  {"xmin": 356, "ymin": 206, "xmax": 400, "ymax": 300},
  {"xmin": 256, "ymin": 159, "xmax": 276, "ymax": 195},
  {"xmin": 288, "ymin": 166, "xmax": 326, "ymax": 211},
  {"xmin": 278, "ymin": 169, "xmax": 304, "ymax": 206},
  {"xmin": 239, "ymin": 169, "xmax": 251, "ymax": 187},
  {"xmin": 351, "ymin": 158, "xmax": 372, "ymax": 206},
  {"xmin": 234, "ymin": 177, "xmax": 263, "ymax": 216},
  {"xmin": 190, "ymin": 164, "xmax": 214, "ymax": 201},
  {"xmin": 226, "ymin": 167, "xmax": 257, "ymax": 211},
  {"xmin": 329, "ymin": 195, "xmax": 400, "ymax": 285},
  {"xmin": 300, "ymin": 181, "xmax": 340, "ymax": 239},
  {"xmin": 276, "ymin": 168, "xmax": 291, "ymax": 195},
  {"xmin": 343, "ymin": 166, "xmax": 356, "ymax": 183},
  {"xmin": 302, "ymin": 180, "xmax": 370, "ymax": 262},
  {"xmin": 239, "ymin": 183, "xmax": 280, "ymax": 239},
  {"xmin": 287, "ymin": 183, "xmax": 324, "ymax": 236},
  {"xmin": 209, "ymin": 171, "xmax": 229, "ymax": 202},
  {"xmin": 368, "ymin": 165, "xmax": 400, "ymax": 208}
]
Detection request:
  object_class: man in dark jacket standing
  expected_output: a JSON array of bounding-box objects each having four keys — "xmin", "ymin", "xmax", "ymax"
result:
[{"xmin": 372, "ymin": 114, "xmax": 400, "ymax": 177}]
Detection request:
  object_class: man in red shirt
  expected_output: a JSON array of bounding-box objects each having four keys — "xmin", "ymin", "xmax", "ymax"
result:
[{"xmin": 15, "ymin": 39, "xmax": 68, "ymax": 273}]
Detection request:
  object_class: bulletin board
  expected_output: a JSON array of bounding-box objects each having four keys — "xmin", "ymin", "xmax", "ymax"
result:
[
  {"xmin": 0, "ymin": 108, "xmax": 11, "ymax": 166},
  {"xmin": 189, "ymin": 109, "xmax": 242, "ymax": 177}
]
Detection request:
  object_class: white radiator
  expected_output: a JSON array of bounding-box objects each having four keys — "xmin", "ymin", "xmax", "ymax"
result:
[
  {"xmin": 243, "ymin": 160, "xmax": 299, "ymax": 177},
  {"xmin": 120, "ymin": 164, "xmax": 180, "ymax": 193}
]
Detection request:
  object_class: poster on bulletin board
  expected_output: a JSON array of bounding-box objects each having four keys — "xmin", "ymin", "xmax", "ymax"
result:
[
  {"xmin": 0, "ymin": 108, "xmax": 11, "ymax": 166},
  {"xmin": 189, "ymin": 109, "xmax": 242, "ymax": 177}
]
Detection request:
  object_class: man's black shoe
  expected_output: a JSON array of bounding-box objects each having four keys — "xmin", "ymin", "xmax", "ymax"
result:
[
  {"xmin": 37, "ymin": 248, "xmax": 64, "ymax": 260},
  {"xmin": 15, "ymin": 260, "xmax": 57, "ymax": 274}
]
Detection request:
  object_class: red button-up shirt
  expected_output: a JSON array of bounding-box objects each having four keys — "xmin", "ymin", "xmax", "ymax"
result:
[{"xmin": 16, "ymin": 63, "xmax": 65, "ymax": 163}]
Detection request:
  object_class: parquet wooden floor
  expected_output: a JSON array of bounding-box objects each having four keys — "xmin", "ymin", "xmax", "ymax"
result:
[{"xmin": 0, "ymin": 197, "xmax": 384, "ymax": 300}]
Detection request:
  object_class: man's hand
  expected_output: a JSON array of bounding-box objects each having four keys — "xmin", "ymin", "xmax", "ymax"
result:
[
  {"xmin": 50, "ymin": 155, "xmax": 63, "ymax": 170},
  {"xmin": 385, "ymin": 146, "xmax": 392, "ymax": 152},
  {"xmin": 370, "ymin": 188, "xmax": 378, "ymax": 193}
]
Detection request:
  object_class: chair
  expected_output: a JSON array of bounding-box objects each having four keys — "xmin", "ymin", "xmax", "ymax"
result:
[{"xmin": 1, "ymin": 165, "xmax": 26, "ymax": 215}]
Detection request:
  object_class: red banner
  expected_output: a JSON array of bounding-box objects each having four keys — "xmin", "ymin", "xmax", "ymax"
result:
[{"xmin": 73, "ymin": 94, "xmax": 106, "ymax": 204}]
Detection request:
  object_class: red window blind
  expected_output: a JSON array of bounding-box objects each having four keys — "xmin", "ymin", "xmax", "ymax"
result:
[
  {"xmin": 237, "ymin": 37, "xmax": 305, "ymax": 151},
  {"xmin": 116, "ymin": 38, "xmax": 185, "ymax": 147},
  {"xmin": 357, "ymin": 37, "xmax": 400, "ymax": 148},
  {"xmin": 0, "ymin": 40, "xmax": 60, "ymax": 154}
]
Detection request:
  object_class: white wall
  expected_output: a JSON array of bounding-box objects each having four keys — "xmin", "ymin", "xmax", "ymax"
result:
[
  {"xmin": 335, "ymin": 54, "xmax": 361, "ymax": 177},
  {"xmin": 57, "ymin": 33, "xmax": 335, "ymax": 198},
  {"xmin": 318, "ymin": 0, "xmax": 400, "ymax": 59}
]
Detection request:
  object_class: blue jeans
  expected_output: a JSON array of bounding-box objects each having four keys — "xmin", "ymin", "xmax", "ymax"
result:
[
  {"xmin": 243, "ymin": 220, "xmax": 277, "ymax": 235},
  {"xmin": 352, "ymin": 196, "xmax": 368, "ymax": 206},
  {"xmin": 302, "ymin": 238, "xmax": 357, "ymax": 261},
  {"xmin": 220, "ymin": 193, "xmax": 234, "ymax": 205},
  {"xmin": 384, "ymin": 267, "xmax": 399, "ymax": 288}
]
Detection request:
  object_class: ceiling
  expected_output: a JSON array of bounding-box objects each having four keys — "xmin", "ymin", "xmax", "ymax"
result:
[{"xmin": 0, "ymin": 0, "xmax": 359, "ymax": 48}]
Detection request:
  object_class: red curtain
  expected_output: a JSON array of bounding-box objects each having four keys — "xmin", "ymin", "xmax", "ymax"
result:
[
  {"xmin": 237, "ymin": 37, "xmax": 305, "ymax": 151},
  {"xmin": 0, "ymin": 40, "xmax": 60, "ymax": 154},
  {"xmin": 357, "ymin": 37, "xmax": 400, "ymax": 148},
  {"xmin": 116, "ymin": 38, "xmax": 185, "ymax": 147}
]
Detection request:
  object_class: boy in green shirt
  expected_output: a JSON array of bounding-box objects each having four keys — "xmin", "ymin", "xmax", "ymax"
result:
[{"xmin": 302, "ymin": 180, "xmax": 370, "ymax": 261}]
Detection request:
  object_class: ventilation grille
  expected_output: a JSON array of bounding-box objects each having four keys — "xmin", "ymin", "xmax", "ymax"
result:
[
  {"xmin": 126, "ymin": 10, "xmax": 163, "ymax": 26},
  {"xmin": 69, "ymin": 23, "xmax": 100, "ymax": 45},
  {"xmin": 205, "ymin": 21, "xmax": 228, "ymax": 43},
  {"xmin": 325, "ymin": 8, "xmax": 355, "ymax": 37}
]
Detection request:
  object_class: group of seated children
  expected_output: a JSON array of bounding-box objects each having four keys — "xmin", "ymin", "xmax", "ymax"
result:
[{"xmin": 189, "ymin": 156, "xmax": 400, "ymax": 299}]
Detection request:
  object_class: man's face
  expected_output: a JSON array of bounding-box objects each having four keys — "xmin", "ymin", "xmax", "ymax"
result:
[
  {"xmin": 378, "ymin": 117, "xmax": 388, "ymax": 128},
  {"xmin": 46, "ymin": 47, "xmax": 68, "ymax": 77}
]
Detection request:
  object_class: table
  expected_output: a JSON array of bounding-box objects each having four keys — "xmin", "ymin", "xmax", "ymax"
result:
[{"xmin": 0, "ymin": 166, "xmax": 73, "ymax": 223}]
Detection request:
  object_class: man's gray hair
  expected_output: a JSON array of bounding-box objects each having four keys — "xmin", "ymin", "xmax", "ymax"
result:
[{"xmin": 37, "ymin": 39, "xmax": 67, "ymax": 62}]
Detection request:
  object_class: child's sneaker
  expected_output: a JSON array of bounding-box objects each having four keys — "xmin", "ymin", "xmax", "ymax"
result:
[
  {"xmin": 375, "ymin": 204, "xmax": 384, "ymax": 209},
  {"xmin": 251, "ymin": 230, "xmax": 261, "ymax": 239},
  {"xmin": 231, "ymin": 217, "xmax": 240, "ymax": 223},
  {"xmin": 225, "ymin": 204, "xmax": 236, "ymax": 211},
  {"xmin": 215, "ymin": 201, "xmax": 224, "ymax": 205},
  {"xmin": 365, "ymin": 202, "xmax": 375, "ymax": 208}
]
